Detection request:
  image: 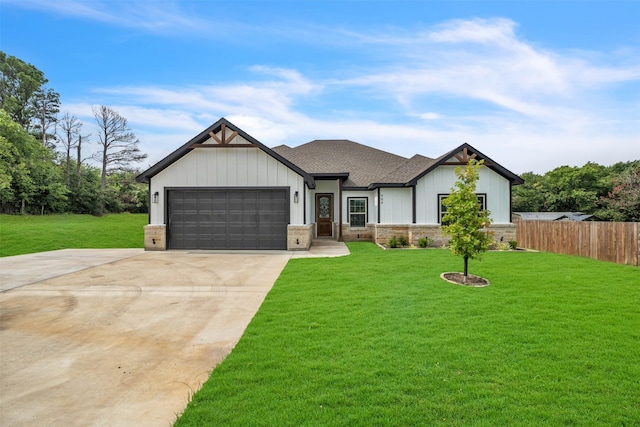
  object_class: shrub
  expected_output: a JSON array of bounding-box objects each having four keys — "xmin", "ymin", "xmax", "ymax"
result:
[
  {"xmin": 493, "ymin": 240, "xmax": 511, "ymax": 251},
  {"xmin": 418, "ymin": 236, "xmax": 433, "ymax": 248},
  {"xmin": 388, "ymin": 236, "xmax": 398, "ymax": 248},
  {"xmin": 397, "ymin": 235, "xmax": 409, "ymax": 247},
  {"xmin": 509, "ymin": 240, "xmax": 518, "ymax": 250}
]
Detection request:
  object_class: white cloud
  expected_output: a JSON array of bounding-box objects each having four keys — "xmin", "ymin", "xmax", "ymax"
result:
[
  {"xmin": 53, "ymin": 16, "xmax": 638, "ymax": 174},
  {"xmin": 3, "ymin": 0, "xmax": 228, "ymax": 36}
]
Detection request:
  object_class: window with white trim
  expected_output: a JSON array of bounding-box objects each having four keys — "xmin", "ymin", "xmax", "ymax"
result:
[
  {"xmin": 348, "ymin": 197, "xmax": 367, "ymax": 227},
  {"xmin": 438, "ymin": 193, "xmax": 487, "ymax": 224}
]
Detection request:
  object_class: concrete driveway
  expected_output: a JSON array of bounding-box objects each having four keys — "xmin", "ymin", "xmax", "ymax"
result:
[{"xmin": 0, "ymin": 249, "xmax": 293, "ymax": 426}]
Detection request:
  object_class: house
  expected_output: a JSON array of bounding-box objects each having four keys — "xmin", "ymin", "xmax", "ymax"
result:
[
  {"xmin": 513, "ymin": 212, "xmax": 599, "ymax": 222},
  {"xmin": 136, "ymin": 118, "xmax": 524, "ymax": 251}
]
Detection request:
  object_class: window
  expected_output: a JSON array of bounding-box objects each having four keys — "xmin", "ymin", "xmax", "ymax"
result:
[
  {"xmin": 438, "ymin": 193, "xmax": 487, "ymax": 224},
  {"xmin": 348, "ymin": 198, "xmax": 367, "ymax": 227}
]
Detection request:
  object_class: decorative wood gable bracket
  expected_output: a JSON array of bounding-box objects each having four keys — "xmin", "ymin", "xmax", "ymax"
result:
[
  {"xmin": 188, "ymin": 123, "xmax": 258, "ymax": 149},
  {"xmin": 209, "ymin": 123, "xmax": 238, "ymax": 145},
  {"xmin": 443, "ymin": 147, "xmax": 490, "ymax": 166}
]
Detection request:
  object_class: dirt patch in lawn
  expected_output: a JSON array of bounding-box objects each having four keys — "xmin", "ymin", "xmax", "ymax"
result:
[{"xmin": 441, "ymin": 272, "xmax": 490, "ymax": 287}]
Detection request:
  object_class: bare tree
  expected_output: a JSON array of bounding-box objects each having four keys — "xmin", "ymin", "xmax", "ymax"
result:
[
  {"xmin": 57, "ymin": 112, "xmax": 82, "ymax": 183},
  {"xmin": 92, "ymin": 105, "xmax": 147, "ymax": 190}
]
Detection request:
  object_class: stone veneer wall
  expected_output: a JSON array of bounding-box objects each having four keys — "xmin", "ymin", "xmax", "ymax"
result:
[
  {"xmin": 144, "ymin": 225, "xmax": 167, "ymax": 251},
  {"xmin": 340, "ymin": 224, "xmax": 375, "ymax": 242},
  {"xmin": 288, "ymin": 224, "xmax": 314, "ymax": 250},
  {"xmin": 344, "ymin": 223, "xmax": 517, "ymax": 247}
]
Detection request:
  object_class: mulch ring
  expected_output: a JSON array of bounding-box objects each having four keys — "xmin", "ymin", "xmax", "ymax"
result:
[{"xmin": 440, "ymin": 272, "xmax": 490, "ymax": 287}]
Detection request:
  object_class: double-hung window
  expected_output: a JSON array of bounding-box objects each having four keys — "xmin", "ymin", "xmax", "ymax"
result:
[
  {"xmin": 438, "ymin": 193, "xmax": 487, "ymax": 224},
  {"xmin": 348, "ymin": 198, "xmax": 367, "ymax": 227}
]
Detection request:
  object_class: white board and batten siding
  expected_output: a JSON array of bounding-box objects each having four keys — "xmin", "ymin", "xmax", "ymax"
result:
[
  {"xmin": 378, "ymin": 187, "xmax": 413, "ymax": 224},
  {"xmin": 149, "ymin": 142, "xmax": 305, "ymax": 225},
  {"xmin": 415, "ymin": 165, "xmax": 512, "ymax": 224}
]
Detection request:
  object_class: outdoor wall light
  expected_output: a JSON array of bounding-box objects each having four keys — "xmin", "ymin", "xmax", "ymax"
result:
[
  {"xmin": 294, "ymin": 191, "xmax": 299, "ymax": 203},
  {"xmin": 152, "ymin": 191, "xmax": 159, "ymax": 203}
]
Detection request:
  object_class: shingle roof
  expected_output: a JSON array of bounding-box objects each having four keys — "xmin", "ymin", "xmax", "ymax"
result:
[
  {"xmin": 272, "ymin": 140, "xmax": 415, "ymax": 188},
  {"xmin": 136, "ymin": 117, "xmax": 523, "ymax": 188},
  {"xmin": 376, "ymin": 154, "xmax": 438, "ymax": 185},
  {"xmin": 272, "ymin": 139, "xmax": 524, "ymax": 188},
  {"xmin": 513, "ymin": 212, "xmax": 597, "ymax": 221}
]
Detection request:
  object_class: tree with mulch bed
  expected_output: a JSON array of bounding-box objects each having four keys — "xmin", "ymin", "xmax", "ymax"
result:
[{"xmin": 441, "ymin": 158, "xmax": 493, "ymax": 285}]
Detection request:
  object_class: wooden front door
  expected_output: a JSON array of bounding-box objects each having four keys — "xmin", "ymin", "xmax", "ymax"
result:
[{"xmin": 316, "ymin": 194, "xmax": 333, "ymax": 237}]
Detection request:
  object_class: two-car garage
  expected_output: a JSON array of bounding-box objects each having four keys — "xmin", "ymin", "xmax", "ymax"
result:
[{"xmin": 167, "ymin": 188, "xmax": 289, "ymax": 250}]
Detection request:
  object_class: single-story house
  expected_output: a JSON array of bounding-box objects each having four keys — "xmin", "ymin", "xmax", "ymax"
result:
[
  {"xmin": 136, "ymin": 118, "xmax": 524, "ymax": 251},
  {"xmin": 513, "ymin": 212, "xmax": 599, "ymax": 222}
]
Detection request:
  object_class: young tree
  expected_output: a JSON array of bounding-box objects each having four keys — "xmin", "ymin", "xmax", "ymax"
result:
[
  {"xmin": 441, "ymin": 159, "xmax": 493, "ymax": 282},
  {"xmin": 92, "ymin": 105, "xmax": 147, "ymax": 191}
]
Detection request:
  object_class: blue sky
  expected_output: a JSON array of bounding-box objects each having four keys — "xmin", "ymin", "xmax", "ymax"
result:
[{"xmin": 1, "ymin": 0, "xmax": 639, "ymax": 174}]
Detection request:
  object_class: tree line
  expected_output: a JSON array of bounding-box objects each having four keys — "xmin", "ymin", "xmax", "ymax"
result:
[
  {"xmin": 0, "ymin": 51, "xmax": 148, "ymax": 215},
  {"xmin": 1, "ymin": 51, "xmax": 637, "ymax": 221},
  {"xmin": 512, "ymin": 160, "xmax": 640, "ymax": 222}
]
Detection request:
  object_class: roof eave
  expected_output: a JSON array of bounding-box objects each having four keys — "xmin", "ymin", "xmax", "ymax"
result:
[
  {"xmin": 368, "ymin": 182, "xmax": 406, "ymax": 189},
  {"xmin": 135, "ymin": 118, "xmax": 316, "ymax": 188},
  {"xmin": 407, "ymin": 143, "xmax": 524, "ymax": 186}
]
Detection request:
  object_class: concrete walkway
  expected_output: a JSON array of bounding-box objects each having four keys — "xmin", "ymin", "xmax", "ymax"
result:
[{"xmin": 0, "ymin": 240, "xmax": 348, "ymax": 427}]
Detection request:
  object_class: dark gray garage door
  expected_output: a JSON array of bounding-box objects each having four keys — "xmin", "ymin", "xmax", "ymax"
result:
[{"xmin": 167, "ymin": 189, "xmax": 289, "ymax": 250}]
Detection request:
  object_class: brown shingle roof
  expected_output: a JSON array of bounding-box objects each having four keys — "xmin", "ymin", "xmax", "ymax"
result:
[
  {"xmin": 376, "ymin": 154, "xmax": 437, "ymax": 184},
  {"xmin": 272, "ymin": 140, "xmax": 417, "ymax": 188}
]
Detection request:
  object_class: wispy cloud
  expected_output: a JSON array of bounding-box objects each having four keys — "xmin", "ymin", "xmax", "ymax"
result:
[
  {"xmin": 4, "ymin": 0, "xmax": 216, "ymax": 35},
  {"xmin": 23, "ymin": 9, "xmax": 638, "ymax": 173}
]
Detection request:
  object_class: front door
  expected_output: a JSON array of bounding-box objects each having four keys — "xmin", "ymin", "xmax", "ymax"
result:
[{"xmin": 316, "ymin": 194, "xmax": 333, "ymax": 237}]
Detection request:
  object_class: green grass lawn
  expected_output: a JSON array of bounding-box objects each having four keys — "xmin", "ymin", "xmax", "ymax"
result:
[
  {"xmin": 0, "ymin": 213, "xmax": 147, "ymax": 257},
  {"xmin": 176, "ymin": 243, "xmax": 640, "ymax": 426}
]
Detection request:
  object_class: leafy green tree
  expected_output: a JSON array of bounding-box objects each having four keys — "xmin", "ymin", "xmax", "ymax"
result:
[
  {"xmin": 65, "ymin": 161, "xmax": 102, "ymax": 215},
  {"xmin": 0, "ymin": 52, "xmax": 59, "ymax": 141},
  {"xmin": 598, "ymin": 165, "xmax": 640, "ymax": 222},
  {"xmin": 542, "ymin": 162, "xmax": 609, "ymax": 213},
  {"xmin": 106, "ymin": 169, "xmax": 148, "ymax": 213},
  {"xmin": 0, "ymin": 52, "xmax": 45, "ymax": 129},
  {"xmin": 32, "ymin": 86, "xmax": 60, "ymax": 147},
  {"xmin": 0, "ymin": 109, "xmax": 66, "ymax": 214},
  {"xmin": 512, "ymin": 171, "xmax": 546, "ymax": 212},
  {"xmin": 441, "ymin": 159, "xmax": 493, "ymax": 281}
]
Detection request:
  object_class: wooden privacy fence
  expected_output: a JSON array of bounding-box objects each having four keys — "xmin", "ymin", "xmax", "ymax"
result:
[{"xmin": 516, "ymin": 220, "xmax": 639, "ymax": 266}]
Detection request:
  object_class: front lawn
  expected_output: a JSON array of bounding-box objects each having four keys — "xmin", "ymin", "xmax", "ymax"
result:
[
  {"xmin": 176, "ymin": 243, "xmax": 640, "ymax": 426},
  {"xmin": 0, "ymin": 213, "xmax": 146, "ymax": 257}
]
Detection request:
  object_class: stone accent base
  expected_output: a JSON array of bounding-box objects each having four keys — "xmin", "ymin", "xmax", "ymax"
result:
[
  {"xmin": 144, "ymin": 225, "xmax": 166, "ymax": 251},
  {"xmin": 341, "ymin": 224, "xmax": 374, "ymax": 242},
  {"xmin": 346, "ymin": 223, "xmax": 519, "ymax": 247},
  {"xmin": 288, "ymin": 224, "xmax": 314, "ymax": 251},
  {"xmin": 489, "ymin": 224, "xmax": 517, "ymax": 244}
]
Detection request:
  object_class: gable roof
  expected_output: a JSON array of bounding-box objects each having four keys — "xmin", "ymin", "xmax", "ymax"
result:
[
  {"xmin": 137, "ymin": 118, "xmax": 523, "ymax": 189},
  {"xmin": 274, "ymin": 140, "xmax": 523, "ymax": 189},
  {"xmin": 406, "ymin": 143, "xmax": 524, "ymax": 186},
  {"xmin": 271, "ymin": 140, "xmax": 408, "ymax": 188},
  {"xmin": 136, "ymin": 118, "xmax": 315, "ymax": 187}
]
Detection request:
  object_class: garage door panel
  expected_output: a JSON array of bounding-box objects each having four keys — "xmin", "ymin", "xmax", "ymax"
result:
[{"xmin": 168, "ymin": 189, "xmax": 288, "ymax": 250}]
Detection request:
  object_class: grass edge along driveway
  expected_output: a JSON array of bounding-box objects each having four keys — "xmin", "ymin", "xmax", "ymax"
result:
[
  {"xmin": 176, "ymin": 242, "xmax": 640, "ymax": 426},
  {"xmin": 0, "ymin": 214, "xmax": 146, "ymax": 257}
]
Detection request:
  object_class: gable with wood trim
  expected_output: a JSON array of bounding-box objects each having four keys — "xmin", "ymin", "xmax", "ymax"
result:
[{"xmin": 137, "ymin": 118, "xmax": 523, "ymax": 251}]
